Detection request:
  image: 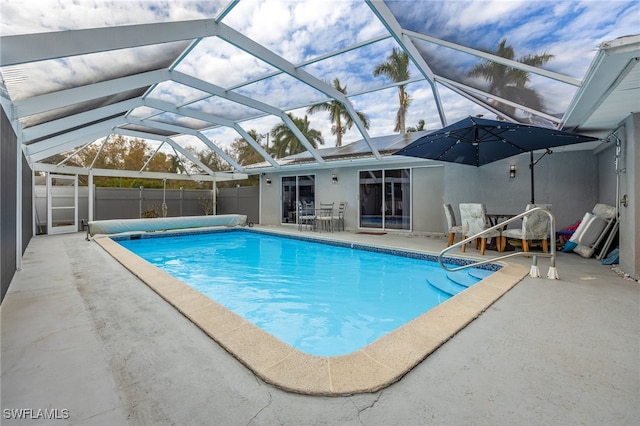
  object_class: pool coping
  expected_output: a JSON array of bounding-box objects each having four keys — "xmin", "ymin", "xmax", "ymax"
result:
[{"xmin": 95, "ymin": 229, "xmax": 529, "ymax": 396}]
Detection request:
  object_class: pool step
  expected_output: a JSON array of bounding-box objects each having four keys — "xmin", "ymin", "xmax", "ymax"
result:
[
  {"xmin": 468, "ymin": 268, "xmax": 494, "ymax": 280},
  {"xmin": 428, "ymin": 269, "xmax": 490, "ymax": 296},
  {"xmin": 446, "ymin": 271, "xmax": 478, "ymax": 288},
  {"xmin": 426, "ymin": 273, "xmax": 467, "ymax": 296}
]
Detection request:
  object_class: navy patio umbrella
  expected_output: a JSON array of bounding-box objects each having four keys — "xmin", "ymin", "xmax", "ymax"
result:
[{"xmin": 392, "ymin": 116, "xmax": 599, "ymax": 203}]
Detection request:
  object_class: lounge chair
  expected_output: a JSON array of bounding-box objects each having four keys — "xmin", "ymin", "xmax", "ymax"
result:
[{"xmin": 567, "ymin": 203, "xmax": 616, "ymax": 258}]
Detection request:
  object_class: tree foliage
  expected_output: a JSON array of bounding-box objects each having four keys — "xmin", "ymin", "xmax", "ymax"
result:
[
  {"xmin": 47, "ymin": 135, "xmax": 201, "ymax": 188},
  {"xmin": 373, "ymin": 48, "xmax": 412, "ymax": 134},
  {"xmin": 231, "ymin": 129, "xmax": 271, "ymax": 166},
  {"xmin": 189, "ymin": 142, "xmax": 257, "ymax": 188},
  {"xmin": 306, "ymin": 78, "xmax": 369, "ymax": 147},
  {"xmin": 271, "ymin": 114, "xmax": 324, "ymax": 158},
  {"xmin": 467, "ymin": 38, "xmax": 553, "ymax": 119},
  {"xmin": 407, "ymin": 119, "xmax": 425, "ymax": 132}
]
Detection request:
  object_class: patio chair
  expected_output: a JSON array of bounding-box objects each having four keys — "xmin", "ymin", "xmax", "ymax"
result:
[
  {"xmin": 443, "ymin": 203, "xmax": 463, "ymax": 246},
  {"xmin": 315, "ymin": 202, "xmax": 335, "ymax": 232},
  {"xmin": 503, "ymin": 204, "xmax": 552, "ymax": 252},
  {"xmin": 298, "ymin": 201, "xmax": 315, "ymax": 231},
  {"xmin": 459, "ymin": 203, "xmax": 504, "ymax": 255},
  {"xmin": 332, "ymin": 202, "xmax": 346, "ymax": 231}
]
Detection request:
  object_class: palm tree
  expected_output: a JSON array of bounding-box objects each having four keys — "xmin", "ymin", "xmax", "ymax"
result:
[
  {"xmin": 270, "ymin": 114, "xmax": 324, "ymax": 158},
  {"xmin": 306, "ymin": 78, "xmax": 369, "ymax": 147},
  {"xmin": 231, "ymin": 129, "xmax": 270, "ymax": 166},
  {"xmin": 191, "ymin": 146, "xmax": 230, "ymax": 172},
  {"xmin": 168, "ymin": 153, "xmax": 186, "ymax": 174},
  {"xmin": 373, "ymin": 48, "xmax": 412, "ymax": 134},
  {"xmin": 467, "ymin": 38, "xmax": 554, "ymax": 119},
  {"xmin": 407, "ymin": 119, "xmax": 425, "ymax": 132}
]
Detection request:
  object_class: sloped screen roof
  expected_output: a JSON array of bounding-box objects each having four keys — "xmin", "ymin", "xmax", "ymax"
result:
[{"xmin": 1, "ymin": 0, "xmax": 638, "ymax": 177}]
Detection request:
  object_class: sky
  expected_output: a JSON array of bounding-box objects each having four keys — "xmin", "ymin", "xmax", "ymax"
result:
[{"xmin": 1, "ymin": 0, "xmax": 639, "ymax": 157}]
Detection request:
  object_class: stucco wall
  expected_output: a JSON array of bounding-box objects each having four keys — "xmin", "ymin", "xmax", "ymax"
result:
[
  {"xmin": 411, "ymin": 166, "xmax": 444, "ymax": 234},
  {"xmin": 259, "ymin": 148, "xmax": 602, "ymax": 236},
  {"xmin": 443, "ymin": 151, "xmax": 599, "ymax": 230},
  {"xmin": 260, "ymin": 173, "xmax": 281, "ymax": 226},
  {"xmin": 592, "ymin": 112, "xmax": 640, "ymax": 280},
  {"xmin": 259, "ymin": 168, "xmax": 373, "ymax": 231},
  {"xmin": 617, "ymin": 113, "xmax": 639, "ymax": 280},
  {"xmin": 597, "ymin": 143, "xmax": 618, "ymax": 207}
]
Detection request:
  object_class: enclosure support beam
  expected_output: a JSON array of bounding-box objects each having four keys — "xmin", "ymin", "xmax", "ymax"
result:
[
  {"xmin": 88, "ymin": 172, "xmax": 94, "ymax": 222},
  {"xmin": 16, "ymin": 143, "xmax": 22, "ymax": 271}
]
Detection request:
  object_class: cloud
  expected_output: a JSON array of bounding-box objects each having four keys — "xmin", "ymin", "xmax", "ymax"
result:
[
  {"xmin": 0, "ymin": 0, "xmax": 213, "ymax": 35},
  {"xmin": 2, "ymin": 0, "xmax": 638, "ymax": 155},
  {"xmin": 176, "ymin": 37, "xmax": 277, "ymax": 88}
]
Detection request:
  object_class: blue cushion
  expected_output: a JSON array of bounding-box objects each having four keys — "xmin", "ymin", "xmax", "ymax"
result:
[
  {"xmin": 601, "ymin": 247, "xmax": 619, "ymax": 265},
  {"xmin": 562, "ymin": 241, "xmax": 577, "ymax": 252}
]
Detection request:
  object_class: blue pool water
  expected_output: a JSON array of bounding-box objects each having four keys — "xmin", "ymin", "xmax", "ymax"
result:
[{"xmin": 116, "ymin": 230, "xmax": 494, "ymax": 356}]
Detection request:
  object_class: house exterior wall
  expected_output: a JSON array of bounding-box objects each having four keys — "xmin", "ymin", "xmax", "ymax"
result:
[
  {"xmin": 597, "ymin": 143, "xmax": 618, "ymax": 207},
  {"xmin": 617, "ymin": 113, "xmax": 639, "ymax": 280},
  {"xmin": 443, "ymin": 151, "xmax": 599, "ymax": 231},
  {"xmin": 260, "ymin": 174, "xmax": 281, "ymax": 226},
  {"xmin": 593, "ymin": 112, "xmax": 638, "ymax": 279},
  {"xmin": 259, "ymin": 166, "xmax": 444, "ymax": 232},
  {"xmin": 411, "ymin": 166, "xmax": 444, "ymax": 234},
  {"xmin": 259, "ymin": 150, "xmax": 600, "ymax": 236},
  {"xmin": 260, "ymin": 168, "xmax": 362, "ymax": 230}
]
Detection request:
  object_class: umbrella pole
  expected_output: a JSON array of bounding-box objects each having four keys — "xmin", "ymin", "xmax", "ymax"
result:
[
  {"xmin": 529, "ymin": 149, "xmax": 553, "ymax": 205},
  {"xmin": 530, "ymin": 152, "xmax": 535, "ymax": 204}
]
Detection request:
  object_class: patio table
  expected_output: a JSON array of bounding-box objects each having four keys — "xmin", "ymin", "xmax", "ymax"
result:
[
  {"xmin": 486, "ymin": 213, "xmax": 516, "ymax": 227},
  {"xmin": 486, "ymin": 213, "xmax": 516, "ymax": 252}
]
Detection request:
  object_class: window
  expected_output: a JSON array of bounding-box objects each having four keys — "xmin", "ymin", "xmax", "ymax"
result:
[
  {"xmin": 359, "ymin": 168, "xmax": 410, "ymax": 230},
  {"xmin": 281, "ymin": 175, "xmax": 315, "ymax": 225}
]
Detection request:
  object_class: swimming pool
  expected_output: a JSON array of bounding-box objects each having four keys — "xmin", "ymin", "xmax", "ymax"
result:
[
  {"xmin": 115, "ymin": 229, "xmax": 495, "ymax": 356},
  {"xmin": 98, "ymin": 228, "xmax": 527, "ymax": 395}
]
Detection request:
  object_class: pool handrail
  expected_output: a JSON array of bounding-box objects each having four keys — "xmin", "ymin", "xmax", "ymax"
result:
[{"xmin": 438, "ymin": 207, "xmax": 558, "ymax": 279}]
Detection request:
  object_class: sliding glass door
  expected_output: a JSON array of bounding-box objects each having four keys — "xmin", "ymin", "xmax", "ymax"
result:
[
  {"xmin": 359, "ymin": 168, "xmax": 410, "ymax": 230},
  {"xmin": 281, "ymin": 175, "xmax": 315, "ymax": 225},
  {"xmin": 359, "ymin": 170, "xmax": 383, "ymax": 229}
]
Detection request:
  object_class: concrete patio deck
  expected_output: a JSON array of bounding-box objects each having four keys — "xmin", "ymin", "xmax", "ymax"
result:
[{"xmin": 1, "ymin": 229, "xmax": 638, "ymax": 425}]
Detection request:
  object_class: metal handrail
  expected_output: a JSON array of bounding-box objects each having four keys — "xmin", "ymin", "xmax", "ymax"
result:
[{"xmin": 438, "ymin": 207, "xmax": 558, "ymax": 279}]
